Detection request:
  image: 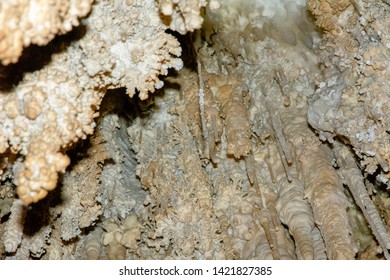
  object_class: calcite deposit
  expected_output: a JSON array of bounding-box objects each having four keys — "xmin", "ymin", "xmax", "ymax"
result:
[
  {"xmin": 0, "ymin": 0, "xmax": 94, "ymax": 65},
  {"xmin": 0, "ymin": 0, "xmax": 389, "ymax": 260}
]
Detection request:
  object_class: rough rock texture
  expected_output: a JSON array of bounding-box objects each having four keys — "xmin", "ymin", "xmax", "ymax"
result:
[
  {"xmin": 0, "ymin": 0, "xmax": 182, "ymax": 204},
  {"xmin": 307, "ymin": 0, "xmax": 390, "ymax": 185},
  {"xmin": 157, "ymin": 0, "xmax": 220, "ymax": 34},
  {"xmin": 0, "ymin": 0, "xmax": 94, "ymax": 65},
  {"xmin": 0, "ymin": 0, "xmax": 389, "ymax": 260}
]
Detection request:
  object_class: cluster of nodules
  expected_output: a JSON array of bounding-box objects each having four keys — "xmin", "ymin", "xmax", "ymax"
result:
[{"xmin": 0, "ymin": 0, "xmax": 389, "ymax": 260}]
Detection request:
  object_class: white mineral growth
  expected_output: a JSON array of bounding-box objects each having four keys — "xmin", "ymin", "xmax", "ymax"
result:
[
  {"xmin": 0, "ymin": 0, "xmax": 94, "ymax": 65},
  {"xmin": 0, "ymin": 0, "xmax": 389, "ymax": 260},
  {"xmin": 0, "ymin": 0, "xmax": 183, "ymax": 205}
]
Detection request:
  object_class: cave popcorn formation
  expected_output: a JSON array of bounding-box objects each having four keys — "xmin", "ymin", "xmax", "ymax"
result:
[{"xmin": 0, "ymin": 0, "xmax": 389, "ymax": 260}]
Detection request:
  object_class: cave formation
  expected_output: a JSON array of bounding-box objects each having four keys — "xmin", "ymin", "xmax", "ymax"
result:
[{"xmin": 0, "ymin": 0, "xmax": 389, "ymax": 260}]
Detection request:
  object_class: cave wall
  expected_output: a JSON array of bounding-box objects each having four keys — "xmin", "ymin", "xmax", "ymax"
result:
[{"xmin": 0, "ymin": 0, "xmax": 389, "ymax": 260}]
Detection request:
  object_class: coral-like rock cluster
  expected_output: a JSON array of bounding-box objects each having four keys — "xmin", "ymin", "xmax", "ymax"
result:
[
  {"xmin": 0, "ymin": 0, "xmax": 182, "ymax": 204},
  {"xmin": 157, "ymin": 0, "xmax": 220, "ymax": 34},
  {"xmin": 308, "ymin": 0, "xmax": 390, "ymax": 186},
  {"xmin": 0, "ymin": 0, "xmax": 93, "ymax": 65},
  {"xmin": 0, "ymin": 0, "xmax": 389, "ymax": 260}
]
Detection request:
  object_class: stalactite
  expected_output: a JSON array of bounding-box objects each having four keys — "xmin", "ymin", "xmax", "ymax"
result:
[
  {"xmin": 336, "ymin": 145, "xmax": 390, "ymax": 259},
  {"xmin": 2, "ymin": 200, "xmax": 26, "ymax": 254},
  {"xmin": 299, "ymin": 143, "xmax": 356, "ymax": 259},
  {"xmin": 0, "ymin": 0, "xmax": 387, "ymax": 260},
  {"xmin": 276, "ymin": 177, "xmax": 315, "ymax": 260}
]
